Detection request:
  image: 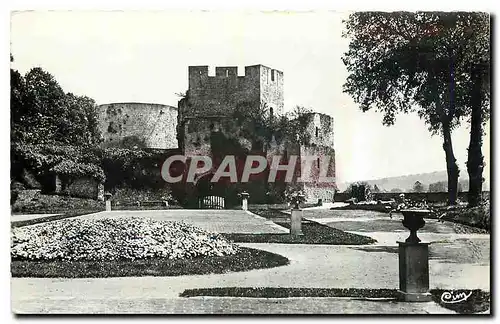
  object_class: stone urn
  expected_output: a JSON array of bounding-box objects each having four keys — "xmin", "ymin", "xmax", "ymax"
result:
[
  {"xmin": 240, "ymin": 191, "xmax": 250, "ymax": 200},
  {"xmin": 401, "ymin": 209, "xmax": 430, "ymax": 243},
  {"xmin": 291, "ymin": 193, "xmax": 305, "ymax": 210}
]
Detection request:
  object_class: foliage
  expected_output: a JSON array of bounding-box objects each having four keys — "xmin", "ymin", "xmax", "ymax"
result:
[
  {"xmin": 51, "ymin": 160, "xmax": 105, "ymax": 182},
  {"xmin": 283, "ymin": 185, "xmax": 306, "ymax": 205},
  {"xmin": 412, "ymin": 180, "xmax": 425, "ymax": 193},
  {"xmin": 393, "ymin": 195, "xmax": 432, "ymax": 211},
  {"xmin": 12, "ymin": 142, "xmax": 104, "ymax": 181},
  {"xmin": 11, "ymin": 217, "xmax": 239, "ymax": 261},
  {"xmin": 436, "ymin": 199, "xmax": 490, "ymax": 231},
  {"xmin": 11, "ymin": 66, "xmax": 102, "ymax": 146},
  {"xmin": 100, "ymin": 147, "xmax": 169, "ymax": 189},
  {"xmin": 232, "ymin": 101, "xmax": 314, "ymax": 148},
  {"xmin": 342, "ymin": 12, "xmax": 490, "ymax": 205},
  {"xmin": 10, "ymin": 63, "xmax": 104, "ymax": 188},
  {"xmin": 345, "ymin": 181, "xmax": 372, "ymax": 193},
  {"xmin": 111, "ymin": 187, "xmax": 174, "ymax": 204},
  {"xmin": 342, "ymin": 11, "xmax": 489, "ymax": 131},
  {"xmin": 345, "ymin": 181, "xmax": 373, "ymax": 201},
  {"xmin": 428, "ymin": 181, "xmax": 447, "ymax": 192}
]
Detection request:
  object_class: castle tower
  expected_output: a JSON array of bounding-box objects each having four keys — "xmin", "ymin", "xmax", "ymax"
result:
[
  {"xmin": 179, "ymin": 64, "xmax": 283, "ymax": 120},
  {"xmin": 178, "ymin": 64, "xmax": 284, "ymax": 154}
]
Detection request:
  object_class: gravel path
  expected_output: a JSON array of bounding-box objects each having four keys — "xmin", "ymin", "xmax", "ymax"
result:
[
  {"xmin": 11, "ymin": 214, "xmax": 60, "ymax": 222},
  {"xmin": 11, "ymin": 208, "xmax": 490, "ymax": 314},
  {"xmin": 73, "ymin": 209, "xmax": 289, "ymax": 234},
  {"xmin": 12, "ymin": 296, "xmax": 455, "ymax": 314}
]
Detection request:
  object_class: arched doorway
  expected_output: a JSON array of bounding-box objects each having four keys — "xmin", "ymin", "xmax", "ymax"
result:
[
  {"xmin": 195, "ymin": 173, "xmax": 240, "ymax": 209},
  {"xmin": 195, "ymin": 174, "xmax": 225, "ymax": 209}
]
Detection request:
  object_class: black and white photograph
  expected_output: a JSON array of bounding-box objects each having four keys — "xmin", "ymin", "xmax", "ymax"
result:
[{"xmin": 9, "ymin": 9, "xmax": 491, "ymax": 315}]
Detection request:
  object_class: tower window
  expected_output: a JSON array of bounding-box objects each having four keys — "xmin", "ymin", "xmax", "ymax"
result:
[
  {"xmin": 315, "ymin": 127, "xmax": 319, "ymax": 138},
  {"xmin": 269, "ymin": 107, "xmax": 274, "ymax": 118},
  {"xmin": 226, "ymin": 70, "xmax": 229, "ymax": 77},
  {"xmin": 317, "ymin": 158, "xmax": 320, "ymax": 168},
  {"xmin": 271, "ymin": 70, "xmax": 275, "ymax": 81}
]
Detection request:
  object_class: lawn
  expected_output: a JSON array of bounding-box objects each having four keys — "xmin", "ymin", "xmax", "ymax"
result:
[
  {"xmin": 11, "ymin": 217, "xmax": 290, "ymax": 277},
  {"xmin": 180, "ymin": 287, "xmax": 490, "ymax": 314},
  {"xmin": 222, "ymin": 209, "xmax": 377, "ymax": 245},
  {"xmin": 11, "ymin": 247, "xmax": 289, "ymax": 278}
]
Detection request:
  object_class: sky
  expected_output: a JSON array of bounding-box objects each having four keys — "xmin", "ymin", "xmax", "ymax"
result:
[{"xmin": 10, "ymin": 10, "xmax": 491, "ymax": 184}]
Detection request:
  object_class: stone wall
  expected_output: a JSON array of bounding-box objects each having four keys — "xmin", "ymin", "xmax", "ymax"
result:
[
  {"xmin": 98, "ymin": 102, "xmax": 178, "ymax": 149},
  {"xmin": 298, "ymin": 145, "xmax": 336, "ymax": 203},
  {"xmin": 55, "ymin": 175, "xmax": 103, "ymax": 200},
  {"xmin": 259, "ymin": 65, "xmax": 284, "ymax": 116},
  {"xmin": 292, "ymin": 113, "xmax": 336, "ymax": 203},
  {"xmin": 334, "ymin": 191, "xmax": 491, "ymax": 203},
  {"xmin": 300, "ymin": 112, "xmax": 335, "ymax": 148}
]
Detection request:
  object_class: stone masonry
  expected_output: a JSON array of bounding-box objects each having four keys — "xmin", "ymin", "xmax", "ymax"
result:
[
  {"xmin": 98, "ymin": 65, "xmax": 336, "ymax": 203},
  {"xmin": 98, "ymin": 102, "xmax": 178, "ymax": 149}
]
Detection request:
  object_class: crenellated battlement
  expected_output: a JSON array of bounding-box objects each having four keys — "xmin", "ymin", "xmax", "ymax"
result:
[
  {"xmin": 188, "ymin": 65, "xmax": 283, "ymax": 85},
  {"xmin": 183, "ymin": 64, "xmax": 284, "ymax": 120}
]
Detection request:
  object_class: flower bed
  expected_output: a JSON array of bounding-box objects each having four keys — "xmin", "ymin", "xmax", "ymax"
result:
[{"xmin": 11, "ymin": 218, "xmax": 239, "ymax": 261}]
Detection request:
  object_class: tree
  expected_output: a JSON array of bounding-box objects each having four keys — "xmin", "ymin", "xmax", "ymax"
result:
[
  {"xmin": 62, "ymin": 93, "xmax": 101, "ymax": 146},
  {"xmin": 390, "ymin": 188, "xmax": 403, "ymax": 193},
  {"xmin": 342, "ymin": 12, "xmax": 490, "ymax": 206},
  {"xmin": 373, "ymin": 184, "xmax": 381, "ymax": 193},
  {"xmin": 428, "ymin": 181, "xmax": 447, "ymax": 192},
  {"xmin": 12, "ymin": 67, "xmax": 101, "ymax": 147},
  {"xmin": 21, "ymin": 67, "xmax": 67, "ymax": 144},
  {"xmin": 11, "ymin": 68, "xmax": 26, "ymax": 141},
  {"xmin": 412, "ymin": 181, "xmax": 425, "ymax": 193},
  {"xmin": 463, "ymin": 14, "xmax": 490, "ymax": 206}
]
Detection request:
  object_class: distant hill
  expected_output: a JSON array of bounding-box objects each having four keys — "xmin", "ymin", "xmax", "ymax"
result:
[{"xmin": 338, "ymin": 171, "xmax": 490, "ymax": 192}]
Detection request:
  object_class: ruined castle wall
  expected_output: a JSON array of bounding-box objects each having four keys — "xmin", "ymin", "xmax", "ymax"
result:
[
  {"xmin": 299, "ymin": 145, "xmax": 336, "ymax": 203},
  {"xmin": 260, "ymin": 65, "xmax": 284, "ymax": 116},
  {"xmin": 98, "ymin": 103, "xmax": 178, "ymax": 149},
  {"xmin": 302, "ymin": 113, "xmax": 335, "ymax": 148},
  {"xmin": 297, "ymin": 113, "xmax": 336, "ymax": 202}
]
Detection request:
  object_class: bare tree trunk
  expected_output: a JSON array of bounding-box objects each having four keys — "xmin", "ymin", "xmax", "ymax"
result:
[
  {"xmin": 442, "ymin": 121, "xmax": 459, "ymax": 205},
  {"xmin": 467, "ymin": 64, "xmax": 484, "ymax": 207},
  {"xmin": 434, "ymin": 74, "xmax": 459, "ymax": 206}
]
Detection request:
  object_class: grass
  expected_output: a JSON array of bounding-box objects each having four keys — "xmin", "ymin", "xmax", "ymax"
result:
[
  {"xmin": 222, "ymin": 209, "xmax": 377, "ymax": 245},
  {"xmin": 180, "ymin": 287, "xmax": 398, "ymax": 299},
  {"xmin": 11, "ymin": 247, "xmax": 289, "ymax": 278},
  {"xmin": 179, "ymin": 287, "xmax": 490, "ymax": 314}
]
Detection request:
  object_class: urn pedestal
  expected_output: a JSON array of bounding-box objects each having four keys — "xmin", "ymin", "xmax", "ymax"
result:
[
  {"xmin": 290, "ymin": 208, "xmax": 303, "ymax": 236},
  {"xmin": 397, "ymin": 209, "xmax": 432, "ymax": 302},
  {"xmin": 290, "ymin": 194, "xmax": 304, "ymax": 236},
  {"xmin": 104, "ymin": 192, "xmax": 112, "ymax": 212},
  {"xmin": 240, "ymin": 192, "xmax": 249, "ymax": 211}
]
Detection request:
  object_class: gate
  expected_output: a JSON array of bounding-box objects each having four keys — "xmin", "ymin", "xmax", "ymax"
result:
[{"xmin": 199, "ymin": 195, "xmax": 225, "ymax": 209}]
